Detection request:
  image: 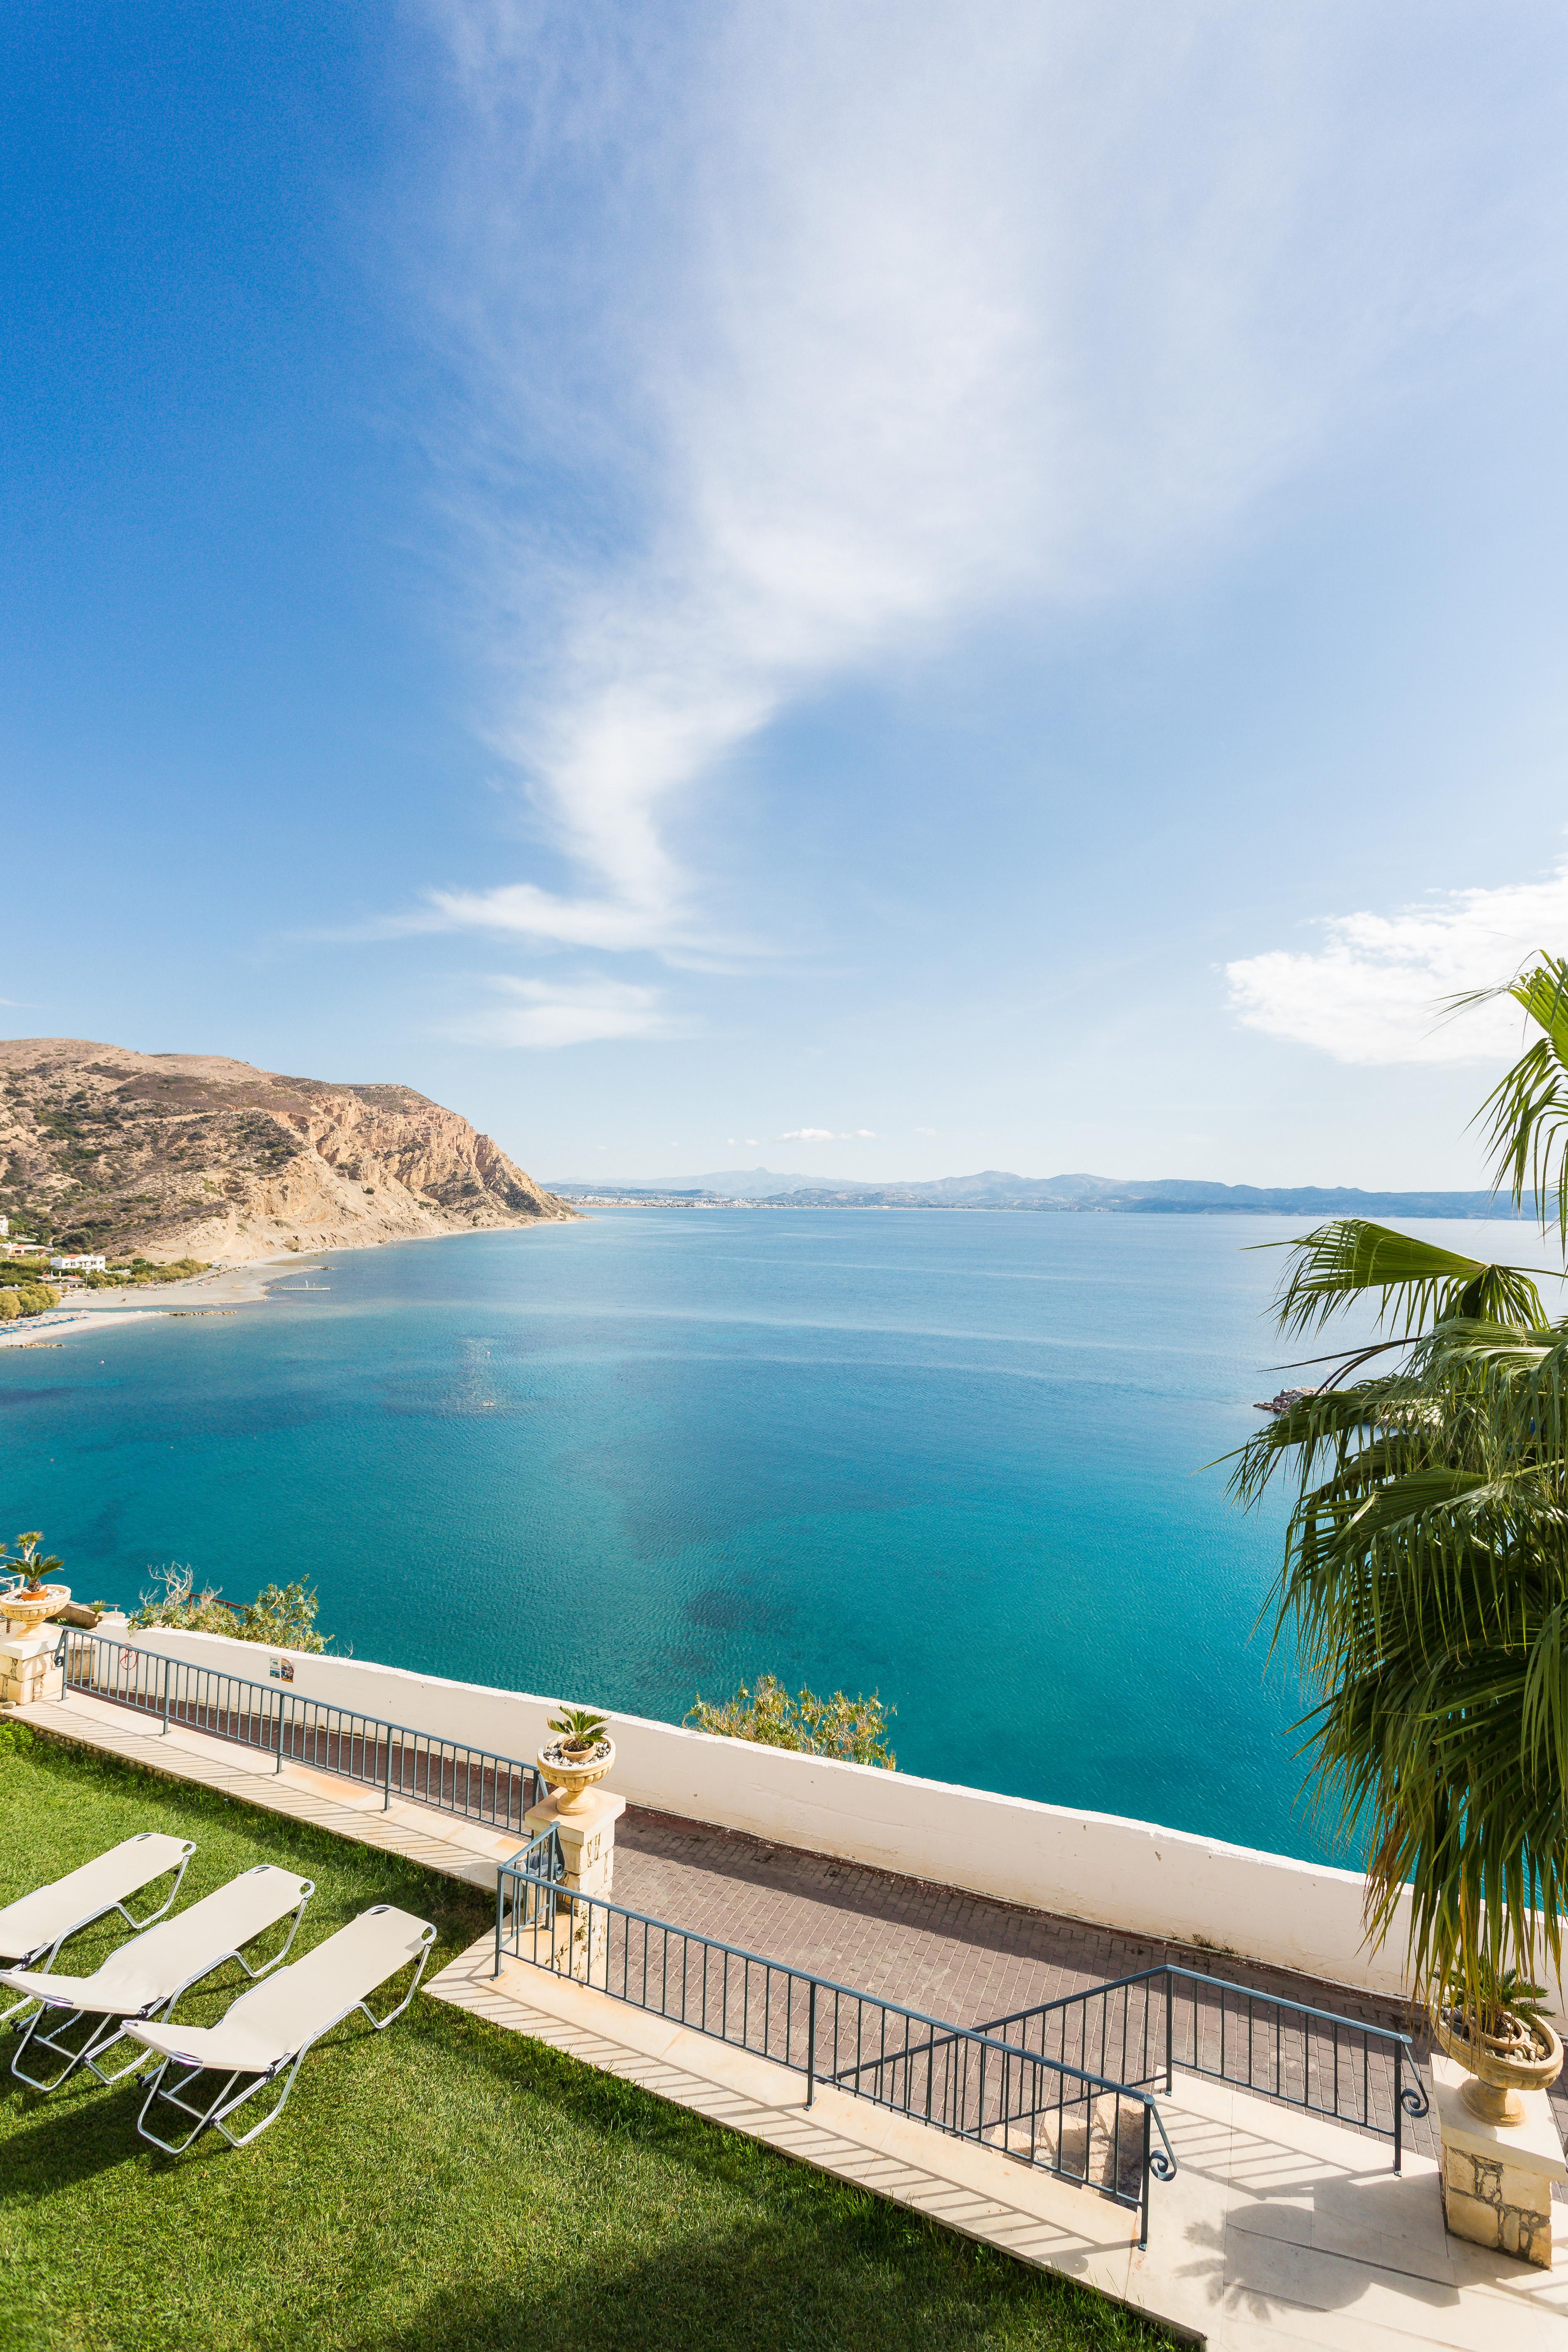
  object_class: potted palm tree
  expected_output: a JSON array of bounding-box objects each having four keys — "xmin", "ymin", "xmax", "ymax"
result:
[
  {"xmin": 0, "ymin": 1531, "xmax": 70, "ymax": 1636},
  {"xmin": 1231, "ymin": 951, "xmax": 1568, "ymax": 2123},
  {"xmin": 538, "ymin": 1704, "xmax": 616, "ymax": 1813}
]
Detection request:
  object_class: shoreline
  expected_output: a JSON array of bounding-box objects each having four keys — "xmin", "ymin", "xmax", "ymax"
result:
[
  {"xmin": 0, "ymin": 1218, "xmax": 579, "ymax": 1352},
  {"xmin": 0, "ymin": 1255, "xmax": 299, "ymax": 1349}
]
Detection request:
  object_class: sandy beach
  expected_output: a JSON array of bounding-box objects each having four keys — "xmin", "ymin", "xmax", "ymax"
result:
[
  {"xmin": 0, "ymin": 1219, "xmax": 566, "ymax": 1351},
  {"xmin": 0, "ymin": 1253, "xmax": 318, "ymax": 1350}
]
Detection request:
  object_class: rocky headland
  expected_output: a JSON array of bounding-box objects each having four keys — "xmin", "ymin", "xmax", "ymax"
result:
[{"xmin": 0, "ymin": 1038, "xmax": 576, "ymax": 1265}]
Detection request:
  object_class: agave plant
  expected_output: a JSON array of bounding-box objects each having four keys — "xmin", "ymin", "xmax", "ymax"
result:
[
  {"xmin": 546, "ymin": 1705, "xmax": 609, "ymax": 1756},
  {"xmin": 0, "ymin": 1531, "xmax": 65, "ymax": 1596},
  {"xmin": 1231, "ymin": 953, "xmax": 1568, "ymax": 2025}
]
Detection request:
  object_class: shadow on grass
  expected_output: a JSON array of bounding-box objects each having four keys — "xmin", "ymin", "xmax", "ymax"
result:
[
  {"xmin": 359, "ymin": 2008, "xmax": 1173, "ymax": 2352},
  {"xmin": 0, "ymin": 2064, "xmax": 149, "ymax": 2194},
  {"xmin": 351, "ymin": 2203, "xmax": 1167, "ymax": 2352},
  {"xmin": 0, "ymin": 1998, "xmax": 426, "ymax": 2199}
]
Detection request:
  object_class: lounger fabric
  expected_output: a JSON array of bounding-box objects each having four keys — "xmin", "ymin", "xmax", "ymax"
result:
[
  {"xmin": 129, "ymin": 1905, "xmax": 434, "ymax": 2073},
  {"xmin": 0, "ymin": 1834, "xmax": 194, "ymax": 1964},
  {"xmin": 0, "ymin": 1866, "xmax": 311, "ymax": 2016}
]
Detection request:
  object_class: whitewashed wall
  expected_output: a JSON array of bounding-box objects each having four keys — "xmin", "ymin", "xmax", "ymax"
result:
[{"xmin": 82, "ymin": 1624, "xmax": 1432, "ymax": 2006}]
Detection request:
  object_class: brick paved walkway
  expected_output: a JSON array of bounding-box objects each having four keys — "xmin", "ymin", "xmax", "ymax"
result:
[{"xmin": 612, "ymin": 1807, "xmax": 1568, "ymax": 2170}]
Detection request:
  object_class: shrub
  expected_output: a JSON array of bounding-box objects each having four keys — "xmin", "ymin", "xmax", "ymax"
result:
[
  {"xmin": 86, "ymin": 1257, "xmax": 211, "ymax": 1289},
  {"xmin": 686, "ymin": 1674, "xmax": 896, "ymax": 1768},
  {"xmin": 130, "ymin": 1562, "xmax": 331, "ymax": 1651},
  {"xmin": 0, "ymin": 1282, "xmax": 58, "ymax": 1318}
]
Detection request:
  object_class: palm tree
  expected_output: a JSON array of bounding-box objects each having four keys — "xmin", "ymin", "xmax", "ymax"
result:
[
  {"xmin": 1231, "ymin": 954, "xmax": 1568, "ymax": 2018},
  {"xmin": 0, "ymin": 1531, "xmax": 65, "ymax": 1595}
]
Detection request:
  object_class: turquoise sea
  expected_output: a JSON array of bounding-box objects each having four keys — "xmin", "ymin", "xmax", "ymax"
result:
[{"xmin": 2, "ymin": 1206, "xmax": 1528, "ymax": 1864}]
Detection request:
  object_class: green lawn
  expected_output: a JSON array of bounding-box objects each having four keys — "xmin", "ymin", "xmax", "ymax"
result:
[{"xmin": 0, "ymin": 1724, "xmax": 1178, "ymax": 2352}]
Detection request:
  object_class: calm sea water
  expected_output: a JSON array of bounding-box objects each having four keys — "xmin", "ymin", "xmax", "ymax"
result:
[{"xmin": 4, "ymin": 1207, "xmax": 1538, "ymax": 1863}]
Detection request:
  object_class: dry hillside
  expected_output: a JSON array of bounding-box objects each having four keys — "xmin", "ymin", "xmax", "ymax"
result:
[{"xmin": 0, "ymin": 1039, "xmax": 576, "ymax": 1263}]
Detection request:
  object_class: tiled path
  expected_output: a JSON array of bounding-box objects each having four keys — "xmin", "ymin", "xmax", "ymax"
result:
[
  {"xmin": 613, "ymin": 1806, "xmax": 1472, "ymax": 2163},
  {"xmin": 14, "ymin": 1688, "xmax": 521, "ymax": 1890}
]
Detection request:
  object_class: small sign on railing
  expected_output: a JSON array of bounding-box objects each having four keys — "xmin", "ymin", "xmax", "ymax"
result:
[{"xmin": 268, "ymin": 1657, "xmax": 295, "ymax": 1683}]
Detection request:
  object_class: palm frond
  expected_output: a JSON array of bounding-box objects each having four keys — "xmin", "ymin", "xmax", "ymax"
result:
[
  {"xmin": 1267, "ymin": 1219, "xmax": 1546, "ymax": 1341},
  {"xmin": 1455, "ymin": 952, "xmax": 1568, "ymax": 1244}
]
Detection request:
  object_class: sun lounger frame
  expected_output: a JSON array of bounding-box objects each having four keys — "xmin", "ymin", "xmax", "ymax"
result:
[
  {"xmin": 0, "ymin": 1833, "xmax": 196, "ymax": 2028},
  {"xmin": 136, "ymin": 1909, "xmax": 437, "ymax": 2153},
  {"xmin": 10, "ymin": 1870, "xmax": 315, "ymax": 2093}
]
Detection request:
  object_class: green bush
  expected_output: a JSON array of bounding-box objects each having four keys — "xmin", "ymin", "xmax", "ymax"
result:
[
  {"xmin": 131, "ymin": 1562, "xmax": 332, "ymax": 1651},
  {"xmin": 0, "ymin": 1281, "xmax": 58, "ymax": 1319},
  {"xmin": 87, "ymin": 1256, "xmax": 210, "ymax": 1288},
  {"xmin": 686, "ymin": 1674, "xmax": 897, "ymax": 1767}
]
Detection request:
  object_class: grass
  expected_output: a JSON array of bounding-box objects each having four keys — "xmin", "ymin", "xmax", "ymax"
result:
[{"xmin": 0, "ymin": 1725, "xmax": 1180, "ymax": 2352}]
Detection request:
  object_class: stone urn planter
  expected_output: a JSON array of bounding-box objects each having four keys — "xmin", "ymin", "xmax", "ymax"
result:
[
  {"xmin": 1434, "ymin": 2005, "xmax": 1565, "ymax": 2127},
  {"xmin": 536, "ymin": 1731, "xmax": 616, "ymax": 1816},
  {"xmin": 1, "ymin": 1582, "xmax": 71, "ymax": 1640}
]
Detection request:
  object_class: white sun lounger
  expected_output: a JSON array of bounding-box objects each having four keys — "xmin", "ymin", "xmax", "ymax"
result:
[
  {"xmin": 129, "ymin": 1903, "xmax": 436, "ymax": 2151},
  {"xmin": 1, "ymin": 1863, "xmax": 314, "ymax": 2092},
  {"xmin": 0, "ymin": 1832, "xmax": 196, "ymax": 2025}
]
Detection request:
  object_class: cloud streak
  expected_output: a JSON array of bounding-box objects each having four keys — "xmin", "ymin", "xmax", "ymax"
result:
[
  {"xmin": 1225, "ymin": 862, "xmax": 1568, "ymax": 1065},
  {"xmin": 436, "ymin": 973, "xmax": 681, "ymax": 1049},
  {"xmin": 411, "ymin": 2, "xmax": 1558, "ymax": 968}
]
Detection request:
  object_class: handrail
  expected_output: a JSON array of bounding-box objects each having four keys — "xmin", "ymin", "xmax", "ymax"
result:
[
  {"xmin": 973, "ymin": 1960, "xmax": 1429, "ymax": 2172},
  {"xmin": 495, "ymin": 1838, "xmax": 1178, "ymax": 2247},
  {"xmin": 53, "ymin": 1627, "xmax": 542, "ymax": 1836}
]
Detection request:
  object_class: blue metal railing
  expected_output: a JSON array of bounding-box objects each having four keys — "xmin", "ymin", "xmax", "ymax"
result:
[
  {"xmin": 972, "ymin": 1964, "xmax": 1428, "ymax": 2171},
  {"xmin": 53, "ymin": 1628, "xmax": 542, "ymax": 1835},
  {"xmin": 495, "ymin": 1833, "xmax": 1178, "ymax": 2246}
]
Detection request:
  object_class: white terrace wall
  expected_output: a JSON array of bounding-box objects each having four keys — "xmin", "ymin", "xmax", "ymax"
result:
[{"xmin": 85, "ymin": 1624, "xmax": 1434, "ymax": 2009}]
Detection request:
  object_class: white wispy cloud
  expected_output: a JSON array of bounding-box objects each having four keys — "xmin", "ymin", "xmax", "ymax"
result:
[
  {"xmin": 407, "ymin": 3, "xmax": 1549, "ymax": 966},
  {"xmin": 1225, "ymin": 862, "xmax": 1568, "ymax": 1065},
  {"xmin": 436, "ymin": 974, "xmax": 681, "ymax": 1049},
  {"xmin": 777, "ymin": 1127, "xmax": 876, "ymax": 1142}
]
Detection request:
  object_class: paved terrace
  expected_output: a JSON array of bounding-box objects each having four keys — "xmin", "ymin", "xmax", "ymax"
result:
[
  {"xmin": 13, "ymin": 1687, "xmax": 1568, "ymax": 2349},
  {"xmin": 611, "ymin": 1806, "xmax": 1476, "ymax": 2168}
]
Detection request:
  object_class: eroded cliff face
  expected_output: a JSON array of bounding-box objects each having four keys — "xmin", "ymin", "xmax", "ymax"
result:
[{"xmin": 0, "ymin": 1039, "xmax": 576, "ymax": 1261}]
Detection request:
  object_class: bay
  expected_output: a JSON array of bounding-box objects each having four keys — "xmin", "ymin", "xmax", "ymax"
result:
[{"xmin": 3, "ymin": 1206, "xmax": 1542, "ymax": 1864}]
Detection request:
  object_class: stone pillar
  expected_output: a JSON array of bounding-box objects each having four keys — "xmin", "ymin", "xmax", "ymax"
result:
[
  {"xmin": 1434, "ymin": 2052, "xmax": 1567, "ymax": 2268},
  {"xmin": 0, "ymin": 1599, "xmax": 68, "ymax": 1708},
  {"xmin": 522, "ymin": 1786, "xmax": 626, "ymax": 1986},
  {"xmin": 0, "ymin": 1624, "xmax": 63, "ymax": 1708}
]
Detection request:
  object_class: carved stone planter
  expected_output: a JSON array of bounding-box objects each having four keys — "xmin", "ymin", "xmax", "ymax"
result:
[
  {"xmin": 537, "ymin": 1734, "xmax": 616, "ymax": 1814},
  {"xmin": 1433, "ymin": 2008, "xmax": 1564, "ymax": 2128},
  {"xmin": 1, "ymin": 1583, "xmax": 70, "ymax": 1639}
]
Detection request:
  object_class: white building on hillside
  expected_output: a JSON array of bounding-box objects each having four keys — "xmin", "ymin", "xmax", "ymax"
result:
[{"xmin": 50, "ymin": 1253, "xmax": 107, "ymax": 1273}]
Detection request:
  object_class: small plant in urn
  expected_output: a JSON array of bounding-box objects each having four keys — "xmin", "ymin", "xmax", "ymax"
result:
[
  {"xmin": 1433, "ymin": 1947, "xmax": 1564, "ymax": 2126},
  {"xmin": 538, "ymin": 1704, "xmax": 616, "ymax": 1812},
  {"xmin": 0, "ymin": 1530, "xmax": 70, "ymax": 1637}
]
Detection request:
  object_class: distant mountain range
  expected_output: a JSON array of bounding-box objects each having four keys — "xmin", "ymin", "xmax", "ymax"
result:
[{"xmin": 545, "ymin": 1166, "xmax": 1527, "ymax": 1218}]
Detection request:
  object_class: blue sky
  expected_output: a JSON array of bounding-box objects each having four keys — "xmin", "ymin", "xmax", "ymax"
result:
[{"xmin": 5, "ymin": 3, "xmax": 1568, "ymax": 1187}]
